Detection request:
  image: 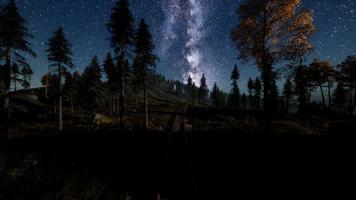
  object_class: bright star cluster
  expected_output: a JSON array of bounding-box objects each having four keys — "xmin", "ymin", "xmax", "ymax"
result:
[{"xmin": 6, "ymin": 0, "xmax": 356, "ymax": 92}]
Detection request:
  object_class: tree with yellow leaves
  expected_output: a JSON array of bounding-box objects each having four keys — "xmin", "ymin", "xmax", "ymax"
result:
[{"xmin": 231, "ymin": 0, "xmax": 316, "ymax": 117}]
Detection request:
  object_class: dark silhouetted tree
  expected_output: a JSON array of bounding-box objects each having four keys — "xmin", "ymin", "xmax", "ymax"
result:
[
  {"xmin": 294, "ymin": 65, "xmax": 313, "ymax": 112},
  {"xmin": 20, "ymin": 65, "xmax": 32, "ymax": 89},
  {"xmin": 199, "ymin": 73, "xmax": 209, "ymax": 104},
  {"xmin": 210, "ymin": 83, "xmax": 226, "ymax": 108},
  {"xmin": 187, "ymin": 75, "xmax": 194, "ymax": 104},
  {"xmin": 46, "ymin": 27, "xmax": 73, "ymax": 131},
  {"xmin": 254, "ymin": 78, "xmax": 262, "ymax": 110},
  {"xmin": 133, "ymin": 19, "xmax": 157, "ymax": 129},
  {"xmin": 11, "ymin": 63, "xmax": 19, "ymax": 91},
  {"xmin": 283, "ymin": 78, "xmax": 293, "ymax": 114},
  {"xmin": 230, "ymin": 65, "xmax": 240, "ymax": 108},
  {"xmin": 103, "ymin": 53, "xmax": 116, "ymax": 116},
  {"xmin": 333, "ymin": 82, "xmax": 348, "ymax": 109},
  {"xmin": 309, "ymin": 59, "xmax": 334, "ymax": 110},
  {"xmin": 247, "ymin": 78, "xmax": 254, "ymax": 109},
  {"xmin": 0, "ymin": 0, "xmax": 36, "ymax": 123},
  {"xmin": 107, "ymin": 0, "xmax": 135, "ymax": 127},
  {"xmin": 337, "ymin": 56, "xmax": 356, "ymax": 112},
  {"xmin": 241, "ymin": 93, "xmax": 248, "ymax": 110},
  {"xmin": 41, "ymin": 72, "xmax": 59, "ymax": 112},
  {"xmin": 80, "ymin": 56, "xmax": 105, "ymax": 113},
  {"xmin": 63, "ymin": 71, "xmax": 79, "ymax": 113}
]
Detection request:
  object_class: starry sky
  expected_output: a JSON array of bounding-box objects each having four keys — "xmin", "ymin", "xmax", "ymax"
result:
[{"xmin": 3, "ymin": 0, "xmax": 356, "ymax": 92}]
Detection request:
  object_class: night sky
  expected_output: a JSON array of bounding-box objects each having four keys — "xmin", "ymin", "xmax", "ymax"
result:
[{"xmin": 4, "ymin": 0, "xmax": 356, "ymax": 92}]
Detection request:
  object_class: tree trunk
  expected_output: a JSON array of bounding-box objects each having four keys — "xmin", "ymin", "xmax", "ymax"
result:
[
  {"xmin": 13, "ymin": 76, "xmax": 17, "ymax": 91},
  {"xmin": 136, "ymin": 91, "xmax": 139, "ymax": 113},
  {"xmin": 71, "ymin": 96, "xmax": 74, "ymax": 113},
  {"xmin": 320, "ymin": 85, "xmax": 326, "ymax": 110},
  {"xmin": 5, "ymin": 48, "xmax": 11, "ymax": 133},
  {"xmin": 144, "ymin": 75, "xmax": 149, "ymax": 129},
  {"xmin": 262, "ymin": 63, "xmax": 272, "ymax": 134},
  {"xmin": 54, "ymin": 100, "xmax": 57, "ymax": 114},
  {"xmin": 328, "ymin": 81, "xmax": 332, "ymax": 109},
  {"xmin": 45, "ymin": 79, "xmax": 48, "ymax": 99},
  {"xmin": 112, "ymin": 95, "xmax": 116, "ymax": 113},
  {"xmin": 286, "ymin": 97, "xmax": 289, "ymax": 114},
  {"xmin": 352, "ymin": 89, "xmax": 356, "ymax": 114},
  {"xmin": 58, "ymin": 64, "xmax": 63, "ymax": 131},
  {"xmin": 109, "ymin": 95, "xmax": 112, "ymax": 117},
  {"xmin": 59, "ymin": 95, "xmax": 63, "ymax": 131},
  {"xmin": 28, "ymin": 76, "xmax": 31, "ymax": 89},
  {"xmin": 119, "ymin": 77, "xmax": 125, "ymax": 128},
  {"xmin": 349, "ymin": 85, "xmax": 353, "ymax": 109}
]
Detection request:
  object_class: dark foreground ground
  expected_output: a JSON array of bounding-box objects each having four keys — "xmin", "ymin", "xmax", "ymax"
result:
[{"xmin": 0, "ymin": 129, "xmax": 340, "ymax": 200}]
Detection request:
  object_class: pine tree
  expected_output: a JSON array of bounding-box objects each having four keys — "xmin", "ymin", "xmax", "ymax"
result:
[
  {"xmin": 211, "ymin": 83, "xmax": 220, "ymax": 108},
  {"xmin": 20, "ymin": 65, "xmax": 33, "ymax": 89},
  {"xmin": 80, "ymin": 56, "xmax": 104, "ymax": 113},
  {"xmin": 337, "ymin": 56, "xmax": 356, "ymax": 112},
  {"xmin": 41, "ymin": 72, "xmax": 53, "ymax": 99},
  {"xmin": 0, "ymin": 0, "xmax": 36, "ymax": 124},
  {"xmin": 46, "ymin": 27, "xmax": 73, "ymax": 131},
  {"xmin": 187, "ymin": 75, "xmax": 194, "ymax": 104},
  {"xmin": 63, "ymin": 71, "xmax": 78, "ymax": 112},
  {"xmin": 247, "ymin": 78, "xmax": 255, "ymax": 109},
  {"xmin": 103, "ymin": 53, "xmax": 116, "ymax": 116},
  {"xmin": 283, "ymin": 78, "xmax": 293, "ymax": 114},
  {"xmin": 0, "ymin": 0, "xmax": 36, "ymax": 93},
  {"xmin": 230, "ymin": 65, "xmax": 240, "ymax": 108},
  {"xmin": 334, "ymin": 82, "xmax": 348, "ymax": 109},
  {"xmin": 270, "ymin": 74, "xmax": 279, "ymax": 112},
  {"xmin": 254, "ymin": 78, "xmax": 262, "ymax": 110},
  {"xmin": 199, "ymin": 73, "xmax": 209, "ymax": 104},
  {"xmin": 294, "ymin": 65, "xmax": 312, "ymax": 113},
  {"xmin": 107, "ymin": 0, "xmax": 135, "ymax": 127},
  {"xmin": 133, "ymin": 19, "xmax": 157, "ymax": 129},
  {"xmin": 11, "ymin": 63, "xmax": 19, "ymax": 91},
  {"xmin": 241, "ymin": 93, "xmax": 248, "ymax": 111},
  {"xmin": 41, "ymin": 73, "xmax": 59, "ymax": 112}
]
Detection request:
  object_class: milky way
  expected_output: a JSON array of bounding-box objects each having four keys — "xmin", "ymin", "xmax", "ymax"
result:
[
  {"xmin": 9, "ymin": 0, "xmax": 356, "ymax": 92},
  {"xmin": 160, "ymin": 0, "xmax": 206, "ymax": 85},
  {"xmin": 185, "ymin": 0, "xmax": 204, "ymax": 85}
]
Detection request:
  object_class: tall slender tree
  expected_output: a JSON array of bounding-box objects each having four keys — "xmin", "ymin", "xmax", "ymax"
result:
[
  {"xmin": 133, "ymin": 19, "xmax": 157, "ymax": 129},
  {"xmin": 187, "ymin": 75, "xmax": 194, "ymax": 104},
  {"xmin": 21, "ymin": 65, "xmax": 33, "ymax": 89},
  {"xmin": 247, "ymin": 78, "xmax": 255, "ymax": 109},
  {"xmin": 254, "ymin": 78, "xmax": 262, "ymax": 110},
  {"xmin": 103, "ymin": 53, "xmax": 116, "ymax": 116},
  {"xmin": 309, "ymin": 59, "xmax": 334, "ymax": 110},
  {"xmin": 241, "ymin": 93, "xmax": 248, "ymax": 110},
  {"xmin": 337, "ymin": 56, "xmax": 356, "ymax": 112},
  {"xmin": 294, "ymin": 65, "xmax": 313, "ymax": 112},
  {"xmin": 0, "ymin": 0, "xmax": 36, "ymax": 122},
  {"xmin": 334, "ymin": 82, "xmax": 348, "ymax": 109},
  {"xmin": 11, "ymin": 63, "xmax": 19, "ymax": 91},
  {"xmin": 211, "ymin": 83, "xmax": 220, "ymax": 108},
  {"xmin": 283, "ymin": 78, "xmax": 293, "ymax": 114},
  {"xmin": 107, "ymin": 0, "xmax": 135, "ymax": 127},
  {"xmin": 230, "ymin": 65, "xmax": 240, "ymax": 108},
  {"xmin": 46, "ymin": 27, "xmax": 73, "ymax": 131},
  {"xmin": 80, "ymin": 56, "xmax": 105, "ymax": 113},
  {"xmin": 199, "ymin": 73, "xmax": 209, "ymax": 104}
]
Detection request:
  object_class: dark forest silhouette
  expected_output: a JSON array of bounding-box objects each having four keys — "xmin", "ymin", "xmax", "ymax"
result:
[
  {"xmin": 0, "ymin": 0, "xmax": 355, "ymax": 133},
  {"xmin": 1, "ymin": 0, "xmax": 356, "ymax": 199}
]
